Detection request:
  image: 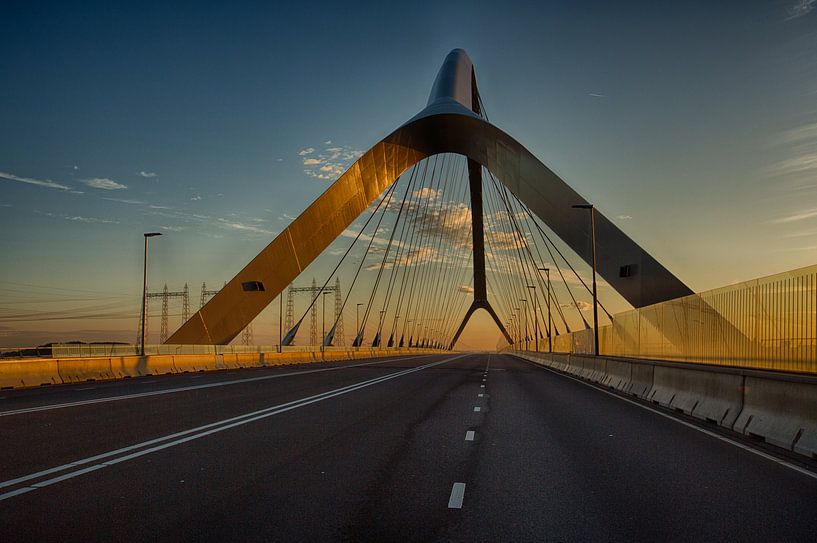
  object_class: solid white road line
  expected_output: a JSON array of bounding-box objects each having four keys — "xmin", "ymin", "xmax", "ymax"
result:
[
  {"xmin": 448, "ymin": 482, "xmax": 466, "ymax": 508},
  {"xmin": 0, "ymin": 354, "xmax": 435, "ymax": 417},
  {"xmin": 0, "ymin": 354, "xmax": 467, "ymax": 500},
  {"xmin": 465, "ymin": 431, "xmax": 475, "ymax": 441},
  {"xmin": 525, "ymin": 359, "xmax": 817, "ymax": 482},
  {"xmin": 473, "ymin": 406, "xmax": 481, "ymax": 412}
]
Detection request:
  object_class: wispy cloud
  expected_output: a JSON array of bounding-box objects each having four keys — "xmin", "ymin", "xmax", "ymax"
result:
[
  {"xmin": 102, "ymin": 197, "xmax": 144, "ymax": 205},
  {"xmin": 138, "ymin": 171, "xmax": 157, "ymax": 178},
  {"xmin": 217, "ymin": 218, "xmax": 276, "ymax": 236},
  {"xmin": 159, "ymin": 225, "xmax": 186, "ymax": 232},
  {"xmin": 82, "ymin": 177, "xmax": 127, "ymax": 190},
  {"xmin": 588, "ymin": 93, "xmax": 606, "ymax": 98},
  {"xmin": 190, "ymin": 195, "xmax": 202, "ymax": 201},
  {"xmin": 300, "ymin": 141, "xmax": 363, "ymax": 181},
  {"xmin": 785, "ymin": 0, "xmax": 816, "ymax": 20},
  {"xmin": 0, "ymin": 170, "xmax": 70, "ymax": 191},
  {"xmin": 36, "ymin": 211, "xmax": 119, "ymax": 224},
  {"xmin": 771, "ymin": 207, "xmax": 817, "ymax": 223},
  {"xmin": 616, "ymin": 214, "xmax": 633, "ymax": 220}
]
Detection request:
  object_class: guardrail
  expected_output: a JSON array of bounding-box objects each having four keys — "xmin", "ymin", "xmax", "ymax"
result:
[{"xmin": 550, "ymin": 263, "xmax": 817, "ymax": 374}]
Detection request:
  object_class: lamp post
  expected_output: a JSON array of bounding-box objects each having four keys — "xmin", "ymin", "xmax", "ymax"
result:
[
  {"xmin": 539, "ymin": 267, "xmax": 552, "ymax": 353},
  {"xmin": 527, "ymin": 285, "xmax": 538, "ymax": 352},
  {"xmin": 140, "ymin": 232, "xmax": 162, "ymax": 356},
  {"xmin": 520, "ymin": 299, "xmax": 528, "ymax": 351},
  {"xmin": 572, "ymin": 203, "xmax": 599, "ymax": 356}
]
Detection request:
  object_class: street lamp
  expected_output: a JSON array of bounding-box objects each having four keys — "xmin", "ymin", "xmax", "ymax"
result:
[
  {"xmin": 520, "ymin": 298, "xmax": 528, "ymax": 351},
  {"xmin": 572, "ymin": 203, "xmax": 599, "ymax": 356},
  {"xmin": 140, "ymin": 232, "xmax": 162, "ymax": 357},
  {"xmin": 538, "ymin": 267, "xmax": 552, "ymax": 353},
  {"xmin": 527, "ymin": 285, "xmax": 538, "ymax": 352}
]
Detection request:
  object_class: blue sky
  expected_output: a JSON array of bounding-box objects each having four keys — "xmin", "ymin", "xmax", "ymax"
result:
[{"xmin": 1, "ymin": 1, "xmax": 816, "ymax": 347}]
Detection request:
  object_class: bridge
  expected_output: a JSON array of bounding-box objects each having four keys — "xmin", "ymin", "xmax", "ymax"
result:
[{"xmin": 1, "ymin": 50, "xmax": 816, "ymax": 541}]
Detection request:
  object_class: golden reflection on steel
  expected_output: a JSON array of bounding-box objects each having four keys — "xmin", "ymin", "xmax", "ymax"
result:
[
  {"xmin": 167, "ymin": 49, "xmax": 691, "ymax": 345},
  {"xmin": 554, "ymin": 264, "xmax": 817, "ymax": 373}
]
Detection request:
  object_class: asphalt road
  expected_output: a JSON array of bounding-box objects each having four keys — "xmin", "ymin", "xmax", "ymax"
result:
[{"xmin": 1, "ymin": 352, "xmax": 816, "ymax": 542}]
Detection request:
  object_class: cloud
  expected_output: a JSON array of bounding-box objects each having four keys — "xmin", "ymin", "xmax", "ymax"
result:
[
  {"xmin": 616, "ymin": 215, "xmax": 633, "ymax": 220},
  {"xmin": 102, "ymin": 197, "xmax": 144, "ymax": 205},
  {"xmin": 0, "ymin": 170, "xmax": 70, "ymax": 190},
  {"xmin": 217, "ymin": 218, "xmax": 276, "ymax": 236},
  {"xmin": 278, "ymin": 213, "xmax": 296, "ymax": 221},
  {"xmin": 785, "ymin": 0, "xmax": 816, "ymax": 20},
  {"xmin": 83, "ymin": 177, "xmax": 127, "ymax": 190},
  {"xmin": 36, "ymin": 211, "xmax": 119, "ymax": 224},
  {"xmin": 588, "ymin": 93, "xmax": 606, "ymax": 98},
  {"xmin": 138, "ymin": 171, "xmax": 157, "ymax": 178},
  {"xmin": 414, "ymin": 187, "xmax": 441, "ymax": 200},
  {"xmin": 771, "ymin": 207, "xmax": 817, "ymax": 223},
  {"xmin": 159, "ymin": 225, "xmax": 186, "ymax": 232},
  {"xmin": 458, "ymin": 285, "xmax": 474, "ymax": 294},
  {"xmin": 301, "ymin": 141, "xmax": 363, "ymax": 181},
  {"xmin": 190, "ymin": 195, "xmax": 202, "ymax": 201},
  {"xmin": 561, "ymin": 300, "xmax": 593, "ymax": 311},
  {"xmin": 324, "ymin": 140, "xmax": 332, "ymax": 145}
]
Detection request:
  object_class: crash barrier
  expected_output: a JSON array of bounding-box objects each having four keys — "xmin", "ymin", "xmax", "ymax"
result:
[
  {"xmin": 0, "ymin": 348, "xmax": 440, "ymax": 390},
  {"xmin": 511, "ymin": 350, "xmax": 817, "ymax": 460}
]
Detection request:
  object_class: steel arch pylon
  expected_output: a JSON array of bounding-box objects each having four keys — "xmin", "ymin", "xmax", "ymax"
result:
[{"xmin": 166, "ymin": 49, "xmax": 691, "ymax": 346}]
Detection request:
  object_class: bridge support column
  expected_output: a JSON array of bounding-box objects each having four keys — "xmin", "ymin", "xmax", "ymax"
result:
[{"xmin": 449, "ymin": 158, "xmax": 512, "ymax": 349}]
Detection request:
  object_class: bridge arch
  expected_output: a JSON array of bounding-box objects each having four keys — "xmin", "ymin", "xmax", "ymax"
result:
[{"xmin": 167, "ymin": 50, "xmax": 690, "ymax": 346}]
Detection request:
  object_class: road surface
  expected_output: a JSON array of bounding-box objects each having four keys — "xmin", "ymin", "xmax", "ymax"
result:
[{"xmin": 1, "ymin": 352, "xmax": 816, "ymax": 541}]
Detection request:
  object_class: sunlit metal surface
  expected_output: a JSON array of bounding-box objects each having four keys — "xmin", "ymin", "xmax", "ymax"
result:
[
  {"xmin": 167, "ymin": 49, "xmax": 691, "ymax": 345},
  {"xmin": 554, "ymin": 264, "xmax": 817, "ymax": 373}
]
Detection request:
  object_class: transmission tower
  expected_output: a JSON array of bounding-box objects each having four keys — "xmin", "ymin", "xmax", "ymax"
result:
[
  {"xmin": 334, "ymin": 277, "xmax": 345, "ymax": 346},
  {"xmin": 146, "ymin": 283, "xmax": 190, "ymax": 343},
  {"xmin": 285, "ymin": 286, "xmax": 295, "ymax": 332},
  {"xmin": 309, "ymin": 278, "xmax": 318, "ymax": 346},
  {"xmin": 284, "ymin": 278, "xmax": 345, "ymax": 346}
]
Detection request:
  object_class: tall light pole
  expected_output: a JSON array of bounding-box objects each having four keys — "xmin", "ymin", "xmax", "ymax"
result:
[
  {"xmin": 539, "ymin": 267, "xmax": 552, "ymax": 353},
  {"xmin": 572, "ymin": 204, "xmax": 599, "ymax": 356},
  {"xmin": 520, "ymin": 298, "xmax": 528, "ymax": 351},
  {"xmin": 140, "ymin": 232, "xmax": 162, "ymax": 356},
  {"xmin": 527, "ymin": 285, "xmax": 538, "ymax": 352},
  {"xmin": 278, "ymin": 293, "xmax": 283, "ymax": 353}
]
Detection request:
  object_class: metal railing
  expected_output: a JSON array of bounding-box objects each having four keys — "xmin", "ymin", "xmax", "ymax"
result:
[{"xmin": 550, "ymin": 264, "xmax": 817, "ymax": 374}]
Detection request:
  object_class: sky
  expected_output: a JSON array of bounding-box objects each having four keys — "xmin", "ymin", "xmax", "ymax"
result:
[{"xmin": 1, "ymin": 0, "xmax": 817, "ymax": 349}]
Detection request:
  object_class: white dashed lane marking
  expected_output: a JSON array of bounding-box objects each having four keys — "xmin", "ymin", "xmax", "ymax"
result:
[
  {"xmin": 448, "ymin": 482, "xmax": 466, "ymax": 508},
  {"xmin": 465, "ymin": 431, "xmax": 475, "ymax": 441}
]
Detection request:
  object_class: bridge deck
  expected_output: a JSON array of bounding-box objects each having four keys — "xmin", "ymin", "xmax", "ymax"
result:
[{"xmin": 1, "ymin": 353, "xmax": 816, "ymax": 541}]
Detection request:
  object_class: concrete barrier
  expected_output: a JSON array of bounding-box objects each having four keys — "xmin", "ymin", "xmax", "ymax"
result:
[
  {"xmin": 601, "ymin": 358, "xmax": 632, "ymax": 392},
  {"xmin": 57, "ymin": 357, "xmax": 115, "ymax": 383},
  {"xmin": 734, "ymin": 376, "xmax": 817, "ymax": 458},
  {"xmin": 0, "ymin": 358, "xmax": 62, "ymax": 388},
  {"xmin": 627, "ymin": 363, "xmax": 654, "ymax": 399},
  {"xmin": 0, "ymin": 349, "xmax": 443, "ymax": 390},
  {"xmin": 144, "ymin": 355, "xmax": 178, "ymax": 375},
  {"xmin": 649, "ymin": 366, "xmax": 743, "ymax": 427},
  {"xmin": 111, "ymin": 356, "xmax": 148, "ymax": 378}
]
